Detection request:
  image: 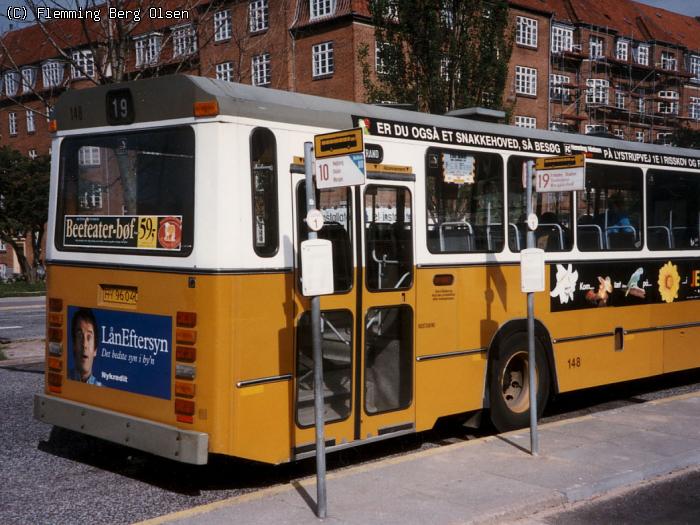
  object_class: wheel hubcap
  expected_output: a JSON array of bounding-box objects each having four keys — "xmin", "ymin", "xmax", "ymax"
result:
[{"xmin": 500, "ymin": 351, "xmax": 535, "ymax": 414}]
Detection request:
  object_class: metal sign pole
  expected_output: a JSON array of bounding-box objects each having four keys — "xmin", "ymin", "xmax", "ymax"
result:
[
  {"xmin": 304, "ymin": 141, "xmax": 327, "ymax": 518},
  {"xmin": 526, "ymin": 160, "xmax": 539, "ymax": 456}
]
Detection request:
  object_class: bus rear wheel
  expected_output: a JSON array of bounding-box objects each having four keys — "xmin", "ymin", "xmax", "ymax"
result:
[{"xmin": 489, "ymin": 332, "xmax": 550, "ymax": 433}]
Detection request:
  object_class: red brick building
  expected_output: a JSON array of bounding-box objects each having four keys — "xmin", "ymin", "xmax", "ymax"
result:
[{"xmin": 1, "ymin": 0, "xmax": 700, "ymax": 276}]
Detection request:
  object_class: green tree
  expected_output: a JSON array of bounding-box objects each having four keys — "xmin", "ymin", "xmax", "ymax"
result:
[
  {"xmin": 361, "ymin": 0, "xmax": 513, "ymax": 114},
  {"xmin": 671, "ymin": 126, "xmax": 700, "ymax": 149},
  {"xmin": 0, "ymin": 147, "xmax": 50, "ymax": 283}
]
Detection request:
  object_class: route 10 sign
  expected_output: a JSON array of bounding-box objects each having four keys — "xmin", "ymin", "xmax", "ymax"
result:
[{"xmin": 314, "ymin": 128, "xmax": 366, "ymax": 189}]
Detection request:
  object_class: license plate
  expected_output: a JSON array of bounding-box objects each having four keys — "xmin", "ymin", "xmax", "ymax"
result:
[{"xmin": 101, "ymin": 285, "xmax": 138, "ymax": 305}]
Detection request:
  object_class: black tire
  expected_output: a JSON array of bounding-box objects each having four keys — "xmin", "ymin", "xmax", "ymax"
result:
[{"xmin": 489, "ymin": 331, "xmax": 550, "ymax": 432}]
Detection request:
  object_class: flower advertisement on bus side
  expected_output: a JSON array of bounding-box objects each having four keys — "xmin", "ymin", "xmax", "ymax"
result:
[
  {"xmin": 549, "ymin": 259, "xmax": 700, "ymax": 312},
  {"xmin": 66, "ymin": 306, "xmax": 172, "ymax": 398}
]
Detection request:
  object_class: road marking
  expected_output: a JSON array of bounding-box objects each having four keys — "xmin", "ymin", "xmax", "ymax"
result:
[{"xmin": 0, "ymin": 326, "xmax": 22, "ymax": 330}]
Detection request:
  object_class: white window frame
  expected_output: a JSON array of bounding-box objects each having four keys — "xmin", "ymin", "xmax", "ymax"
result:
[
  {"xmin": 134, "ymin": 33, "xmax": 162, "ymax": 67},
  {"xmin": 586, "ymin": 78, "xmax": 609, "ymax": 104},
  {"xmin": 28, "ymin": 149, "xmax": 37, "ymax": 160},
  {"xmin": 71, "ymin": 50, "xmax": 95, "ymax": 78},
  {"xmin": 249, "ymin": 0, "xmax": 269, "ymax": 32},
  {"xmin": 690, "ymin": 97, "xmax": 700, "ymax": 120},
  {"xmin": 42, "ymin": 61, "xmax": 64, "ymax": 88},
  {"xmin": 551, "ymin": 25, "xmax": 573, "ymax": 53},
  {"xmin": 660, "ymin": 51, "xmax": 677, "ymax": 71},
  {"xmin": 515, "ymin": 66, "xmax": 537, "ymax": 96},
  {"xmin": 635, "ymin": 44, "xmax": 650, "ymax": 66},
  {"xmin": 516, "ymin": 16, "xmax": 538, "ymax": 48},
  {"xmin": 615, "ymin": 91, "xmax": 626, "ymax": 109},
  {"xmin": 549, "ymin": 121, "xmax": 569, "ymax": 132},
  {"xmin": 375, "ymin": 41, "xmax": 388, "ymax": 75},
  {"xmin": 514, "ymin": 116, "xmax": 536, "ymax": 129},
  {"xmin": 172, "ymin": 24, "xmax": 197, "ymax": 58},
  {"xmin": 4, "ymin": 71, "xmax": 19, "ymax": 96},
  {"xmin": 613, "ymin": 129, "xmax": 624, "ymax": 139},
  {"xmin": 585, "ymin": 124, "xmax": 607, "ymax": 135},
  {"xmin": 252, "ymin": 53, "xmax": 271, "ymax": 86},
  {"xmin": 550, "ymin": 74, "xmax": 570, "ymax": 98},
  {"xmin": 310, "ymin": 0, "xmax": 336, "ymax": 19},
  {"xmin": 657, "ymin": 132, "xmax": 673, "ymax": 145},
  {"xmin": 658, "ymin": 90, "xmax": 679, "ymax": 114},
  {"xmin": 689, "ymin": 55, "xmax": 700, "ymax": 83},
  {"xmin": 616, "ymin": 40, "xmax": 629, "ymax": 61},
  {"xmin": 26, "ymin": 110, "xmax": 35, "ymax": 133},
  {"xmin": 216, "ymin": 62, "xmax": 235, "ymax": 82},
  {"xmin": 8, "ymin": 112, "xmax": 17, "ymax": 135},
  {"xmin": 78, "ymin": 146, "xmax": 101, "ymax": 166},
  {"xmin": 78, "ymin": 183, "xmax": 103, "ymax": 209},
  {"xmin": 21, "ymin": 67, "xmax": 36, "ymax": 92},
  {"xmin": 312, "ymin": 41, "xmax": 334, "ymax": 77},
  {"xmin": 637, "ymin": 96, "xmax": 645, "ymax": 114},
  {"xmin": 635, "ymin": 130, "xmax": 645, "ymax": 142},
  {"xmin": 589, "ymin": 36, "xmax": 604, "ymax": 59},
  {"xmin": 214, "ymin": 10, "xmax": 232, "ymax": 41}
]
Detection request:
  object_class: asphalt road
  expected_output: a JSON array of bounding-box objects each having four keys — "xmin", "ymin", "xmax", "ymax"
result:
[
  {"xmin": 2, "ymin": 361, "xmax": 700, "ymax": 525},
  {"xmin": 0, "ymin": 296, "xmax": 45, "ymax": 341}
]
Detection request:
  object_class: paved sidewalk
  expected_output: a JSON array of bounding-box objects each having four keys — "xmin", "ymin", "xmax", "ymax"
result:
[
  {"xmin": 0, "ymin": 338, "xmax": 44, "ymax": 367},
  {"xmin": 139, "ymin": 392, "xmax": 700, "ymax": 525}
]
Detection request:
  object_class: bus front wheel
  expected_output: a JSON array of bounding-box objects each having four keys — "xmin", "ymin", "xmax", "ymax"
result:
[{"xmin": 489, "ymin": 332, "xmax": 550, "ymax": 432}]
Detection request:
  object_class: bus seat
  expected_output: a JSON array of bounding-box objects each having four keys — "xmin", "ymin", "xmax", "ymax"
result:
[
  {"xmin": 577, "ymin": 223, "xmax": 603, "ymax": 250},
  {"xmin": 647, "ymin": 226, "xmax": 672, "ymax": 250},
  {"xmin": 607, "ymin": 230, "xmax": 636, "ymax": 250}
]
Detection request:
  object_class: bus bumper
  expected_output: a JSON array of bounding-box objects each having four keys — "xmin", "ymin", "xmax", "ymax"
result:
[{"xmin": 33, "ymin": 393, "xmax": 209, "ymax": 465}]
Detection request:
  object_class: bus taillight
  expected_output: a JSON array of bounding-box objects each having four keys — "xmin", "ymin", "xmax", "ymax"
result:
[
  {"xmin": 47, "ymin": 372, "xmax": 62, "ymax": 393},
  {"xmin": 175, "ymin": 312, "xmax": 197, "ymax": 423},
  {"xmin": 47, "ymin": 297, "xmax": 64, "ymax": 393}
]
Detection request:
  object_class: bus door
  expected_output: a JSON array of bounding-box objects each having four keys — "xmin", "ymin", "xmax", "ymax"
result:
[{"xmin": 290, "ymin": 170, "xmax": 416, "ymax": 454}]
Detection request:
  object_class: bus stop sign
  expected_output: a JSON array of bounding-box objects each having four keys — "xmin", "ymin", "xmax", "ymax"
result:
[
  {"xmin": 314, "ymin": 128, "xmax": 366, "ymax": 188},
  {"xmin": 534, "ymin": 154, "xmax": 585, "ymax": 193}
]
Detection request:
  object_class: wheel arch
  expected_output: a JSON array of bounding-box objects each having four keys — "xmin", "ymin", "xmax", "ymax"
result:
[{"xmin": 485, "ymin": 318, "xmax": 560, "ymax": 401}]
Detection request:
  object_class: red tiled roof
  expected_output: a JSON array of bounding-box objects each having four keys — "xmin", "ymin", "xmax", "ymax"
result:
[{"xmin": 292, "ymin": 0, "xmax": 369, "ymax": 30}]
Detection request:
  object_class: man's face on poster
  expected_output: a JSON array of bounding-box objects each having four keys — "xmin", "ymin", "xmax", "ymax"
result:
[{"xmin": 73, "ymin": 318, "xmax": 97, "ymax": 381}]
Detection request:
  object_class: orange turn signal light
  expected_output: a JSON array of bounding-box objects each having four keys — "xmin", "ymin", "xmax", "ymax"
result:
[
  {"xmin": 48, "ymin": 357, "xmax": 62, "ymax": 371},
  {"xmin": 48, "ymin": 119, "xmax": 58, "ymax": 132},
  {"xmin": 48, "ymin": 312, "xmax": 63, "ymax": 327},
  {"xmin": 176, "ymin": 345, "xmax": 196, "ymax": 362},
  {"xmin": 193, "ymin": 100, "xmax": 219, "ymax": 117},
  {"xmin": 176, "ymin": 329, "xmax": 197, "ymax": 345},
  {"xmin": 48, "ymin": 297, "xmax": 63, "ymax": 312},
  {"xmin": 175, "ymin": 381, "xmax": 196, "ymax": 398}
]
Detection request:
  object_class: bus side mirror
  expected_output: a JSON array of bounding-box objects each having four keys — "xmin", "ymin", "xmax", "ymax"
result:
[{"xmin": 300, "ymin": 239, "xmax": 335, "ymax": 297}]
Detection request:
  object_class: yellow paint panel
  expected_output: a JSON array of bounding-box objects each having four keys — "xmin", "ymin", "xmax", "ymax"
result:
[{"xmin": 664, "ymin": 327, "xmax": 700, "ymax": 373}]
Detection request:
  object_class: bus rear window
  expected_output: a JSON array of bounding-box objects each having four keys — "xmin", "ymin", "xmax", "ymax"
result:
[{"xmin": 56, "ymin": 127, "xmax": 195, "ymax": 256}]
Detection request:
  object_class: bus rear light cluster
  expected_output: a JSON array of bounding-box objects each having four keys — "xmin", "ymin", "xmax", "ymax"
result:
[
  {"xmin": 174, "ymin": 311, "xmax": 197, "ymax": 424},
  {"xmin": 47, "ymin": 297, "xmax": 64, "ymax": 393}
]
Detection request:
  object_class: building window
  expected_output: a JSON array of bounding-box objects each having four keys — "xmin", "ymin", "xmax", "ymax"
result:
[
  {"xmin": 42, "ymin": 61, "xmax": 64, "ymax": 88},
  {"xmin": 637, "ymin": 96, "xmax": 645, "ymax": 114},
  {"xmin": 585, "ymin": 124, "xmax": 607, "ymax": 134},
  {"xmin": 214, "ymin": 10, "xmax": 232, "ymax": 41},
  {"xmin": 310, "ymin": 0, "xmax": 336, "ymax": 19},
  {"xmin": 8, "ymin": 112, "xmax": 17, "ymax": 135},
  {"xmin": 135, "ymin": 34, "xmax": 161, "ymax": 67},
  {"xmin": 216, "ymin": 62, "xmax": 235, "ymax": 82},
  {"xmin": 636, "ymin": 130, "xmax": 645, "ymax": 142},
  {"xmin": 551, "ymin": 25, "xmax": 573, "ymax": 53},
  {"xmin": 252, "ymin": 53, "xmax": 271, "ymax": 86},
  {"xmin": 615, "ymin": 91, "xmax": 626, "ymax": 109},
  {"xmin": 616, "ymin": 40, "xmax": 629, "ymax": 61},
  {"xmin": 658, "ymin": 91, "xmax": 679, "ymax": 114},
  {"xmin": 375, "ymin": 41, "xmax": 388, "ymax": 75},
  {"xmin": 550, "ymin": 74, "xmax": 570, "ymax": 99},
  {"xmin": 312, "ymin": 41, "xmax": 334, "ymax": 77},
  {"xmin": 21, "ymin": 67, "xmax": 36, "ymax": 92},
  {"xmin": 440, "ymin": 57, "xmax": 451, "ymax": 81},
  {"xmin": 172, "ymin": 25, "xmax": 197, "ymax": 57},
  {"xmin": 78, "ymin": 183, "xmax": 103, "ymax": 210},
  {"xmin": 26, "ymin": 110, "xmax": 35, "ymax": 133},
  {"xmin": 660, "ymin": 51, "xmax": 677, "ymax": 71},
  {"xmin": 635, "ymin": 44, "xmax": 649, "ymax": 66},
  {"xmin": 249, "ymin": 0, "xmax": 269, "ymax": 32},
  {"xmin": 690, "ymin": 97, "xmax": 700, "ymax": 120},
  {"xmin": 4, "ymin": 71, "xmax": 19, "ymax": 96},
  {"xmin": 514, "ymin": 116, "xmax": 536, "ymax": 128},
  {"xmin": 516, "ymin": 16, "xmax": 537, "ymax": 47},
  {"xmin": 586, "ymin": 78, "xmax": 609, "ymax": 104},
  {"xmin": 613, "ymin": 129, "xmax": 624, "ymax": 139},
  {"xmin": 549, "ymin": 121, "xmax": 570, "ymax": 132},
  {"xmin": 71, "ymin": 50, "xmax": 95, "ymax": 78},
  {"xmin": 657, "ymin": 132, "xmax": 673, "ymax": 145},
  {"xmin": 589, "ymin": 36, "xmax": 604, "ymax": 59},
  {"xmin": 78, "ymin": 146, "xmax": 101, "ymax": 166},
  {"xmin": 28, "ymin": 149, "xmax": 37, "ymax": 159},
  {"xmin": 515, "ymin": 66, "xmax": 537, "ymax": 96},
  {"xmin": 689, "ymin": 55, "xmax": 700, "ymax": 83}
]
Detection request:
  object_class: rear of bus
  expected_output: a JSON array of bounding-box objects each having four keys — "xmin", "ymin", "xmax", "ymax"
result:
[{"xmin": 33, "ymin": 77, "xmax": 227, "ymax": 464}]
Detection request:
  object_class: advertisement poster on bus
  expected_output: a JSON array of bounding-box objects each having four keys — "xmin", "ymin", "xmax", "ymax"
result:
[
  {"xmin": 63, "ymin": 215, "xmax": 182, "ymax": 251},
  {"xmin": 549, "ymin": 258, "xmax": 700, "ymax": 312},
  {"xmin": 66, "ymin": 306, "xmax": 172, "ymax": 399}
]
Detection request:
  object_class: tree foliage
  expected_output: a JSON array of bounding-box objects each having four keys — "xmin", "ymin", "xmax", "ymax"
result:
[
  {"xmin": 361, "ymin": 0, "xmax": 513, "ymax": 114},
  {"xmin": 0, "ymin": 147, "xmax": 50, "ymax": 283},
  {"xmin": 671, "ymin": 126, "xmax": 700, "ymax": 149}
]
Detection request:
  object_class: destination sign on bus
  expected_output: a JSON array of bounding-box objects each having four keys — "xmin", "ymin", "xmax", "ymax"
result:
[
  {"xmin": 534, "ymin": 154, "xmax": 585, "ymax": 192},
  {"xmin": 63, "ymin": 215, "xmax": 183, "ymax": 251}
]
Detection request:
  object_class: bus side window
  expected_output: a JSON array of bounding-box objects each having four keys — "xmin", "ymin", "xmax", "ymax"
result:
[
  {"xmin": 507, "ymin": 156, "xmax": 573, "ymax": 253},
  {"xmin": 647, "ymin": 170, "xmax": 700, "ymax": 250},
  {"xmin": 250, "ymin": 127, "xmax": 279, "ymax": 257},
  {"xmin": 425, "ymin": 148, "xmax": 504, "ymax": 254},
  {"xmin": 577, "ymin": 165, "xmax": 643, "ymax": 252}
]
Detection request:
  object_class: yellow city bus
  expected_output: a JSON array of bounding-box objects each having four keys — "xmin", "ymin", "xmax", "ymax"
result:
[{"xmin": 35, "ymin": 75, "xmax": 700, "ymax": 465}]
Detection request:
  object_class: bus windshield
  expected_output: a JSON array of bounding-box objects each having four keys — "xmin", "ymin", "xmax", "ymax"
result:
[{"xmin": 55, "ymin": 126, "xmax": 195, "ymax": 256}]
